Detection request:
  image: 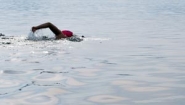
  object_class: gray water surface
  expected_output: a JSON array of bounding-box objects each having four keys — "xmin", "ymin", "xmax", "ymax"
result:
[{"xmin": 0, "ymin": 0, "xmax": 185, "ymax": 105}]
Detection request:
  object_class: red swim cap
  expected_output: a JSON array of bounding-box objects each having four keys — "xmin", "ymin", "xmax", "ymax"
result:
[{"xmin": 61, "ymin": 30, "xmax": 73, "ymax": 37}]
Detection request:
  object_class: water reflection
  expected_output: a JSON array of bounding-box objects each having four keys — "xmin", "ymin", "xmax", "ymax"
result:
[
  {"xmin": 1, "ymin": 88, "xmax": 68, "ymax": 105},
  {"xmin": 112, "ymin": 80, "xmax": 169, "ymax": 92},
  {"xmin": 0, "ymin": 79, "xmax": 21, "ymax": 88},
  {"xmin": 33, "ymin": 73, "xmax": 64, "ymax": 81},
  {"xmin": 74, "ymin": 68, "xmax": 101, "ymax": 77},
  {"xmin": 66, "ymin": 77, "xmax": 85, "ymax": 86},
  {"xmin": 3, "ymin": 70, "xmax": 27, "ymax": 74},
  {"xmin": 135, "ymin": 95, "xmax": 185, "ymax": 104},
  {"xmin": 87, "ymin": 94, "xmax": 127, "ymax": 103}
]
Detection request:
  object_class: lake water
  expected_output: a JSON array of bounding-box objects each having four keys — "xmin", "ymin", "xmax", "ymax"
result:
[{"xmin": 0, "ymin": 0, "xmax": 185, "ymax": 105}]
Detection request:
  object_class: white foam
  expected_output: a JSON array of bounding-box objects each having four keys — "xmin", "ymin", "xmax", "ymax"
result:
[
  {"xmin": 66, "ymin": 35, "xmax": 83, "ymax": 42},
  {"xmin": 27, "ymin": 31, "xmax": 42, "ymax": 41}
]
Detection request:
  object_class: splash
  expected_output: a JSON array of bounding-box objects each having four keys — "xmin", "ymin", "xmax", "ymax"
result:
[
  {"xmin": 66, "ymin": 35, "xmax": 83, "ymax": 42},
  {"xmin": 27, "ymin": 31, "xmax": 52, "ymax": 41}
]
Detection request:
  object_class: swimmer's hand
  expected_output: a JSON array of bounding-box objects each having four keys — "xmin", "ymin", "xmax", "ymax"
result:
[{"xmin": 32, "ymin": 27, "xmax": 37, "ymax": 33}]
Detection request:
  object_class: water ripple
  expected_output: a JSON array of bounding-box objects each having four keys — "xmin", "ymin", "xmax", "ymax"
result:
[
  {"xmin": 1, "ymin": 88, "xmax": 68, "ymax": 105},
  {"xmin": 87, "ymin": 94, "xmax": 127, "ymax": 103}
]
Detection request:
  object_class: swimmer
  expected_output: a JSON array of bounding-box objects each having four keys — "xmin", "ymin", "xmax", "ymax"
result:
[{"xmin": 32, "ymin": 22, "xmax": 74, "ymax": 40}]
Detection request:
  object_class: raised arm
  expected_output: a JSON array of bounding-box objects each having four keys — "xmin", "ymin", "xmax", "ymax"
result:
[
  {"xmin": 32, "ymin": 22, "xmax": 66, "ymax": 39},
  {"xmin": 32, "ymin": 22, "xmax": 61, "ymax": 34}
]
